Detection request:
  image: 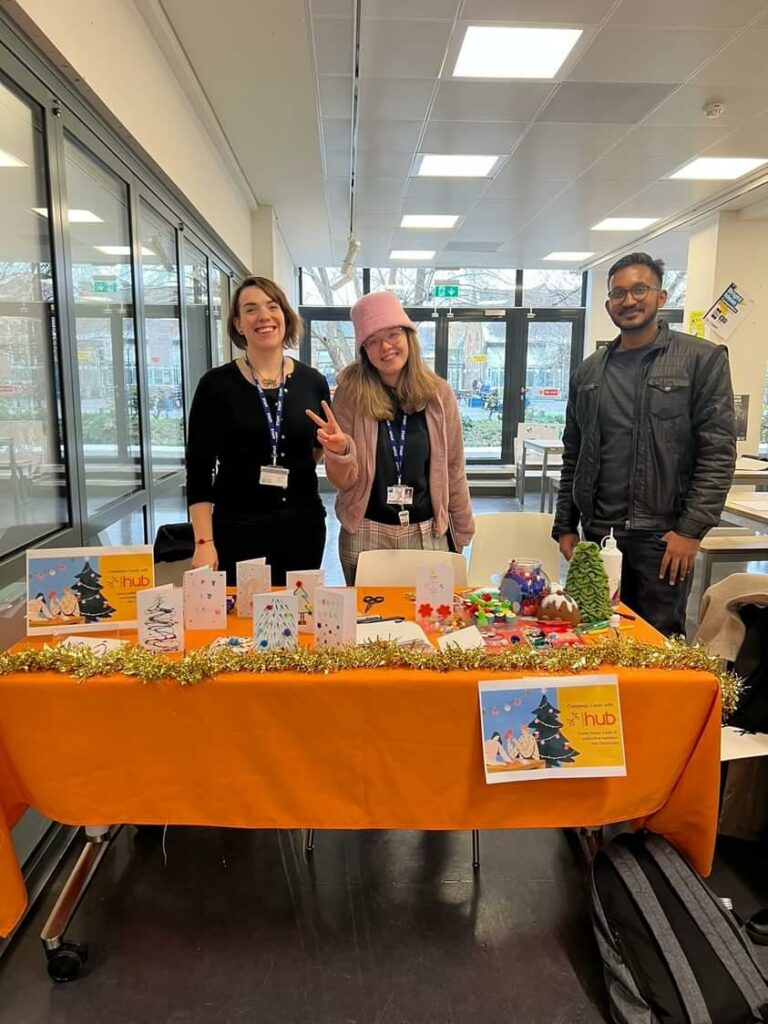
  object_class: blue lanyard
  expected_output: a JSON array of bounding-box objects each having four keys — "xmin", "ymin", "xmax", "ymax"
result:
[
  {"xmin": 385, "ymin": 413, "xmax": 408, "ymax": 484},
  {"xmin": 245, "ymin": 356, "xmax": 285, "ymax": 466}
]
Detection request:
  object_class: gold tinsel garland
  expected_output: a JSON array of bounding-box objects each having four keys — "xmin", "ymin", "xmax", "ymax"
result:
[{"xmin": 0, "ymin": 637, "xmax": 741, "ymax": 719}]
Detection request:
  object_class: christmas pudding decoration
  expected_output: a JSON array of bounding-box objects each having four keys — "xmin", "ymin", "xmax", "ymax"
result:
[
  {"xmin": 564, "ymin": 541, "xmax": 612, "ymax": 624},
  {"xmin": 461, "ymin": 588, "xmax": 516, "ymax": 627},
  {"xmin": 499, "ymin": 558, "xmax": 550, "ymax": 617},
  {"xmin": 539, "ymin": 588, "xmax": 580, "ymax": 626}
]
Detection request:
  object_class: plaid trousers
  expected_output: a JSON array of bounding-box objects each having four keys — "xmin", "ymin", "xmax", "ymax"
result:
[{"xmin": 339, "ymin": 518, "xmax": 449, "ymax": 585}]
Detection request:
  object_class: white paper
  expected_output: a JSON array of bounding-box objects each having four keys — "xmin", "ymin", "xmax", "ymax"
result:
[
  {"xmin": 183, "ymin": 567, "xmax": 227, "ymax": 630},
  {"xmin": 236, "ymin": 559, "xmax": 271, "ymax": 618},
  {"xmin": 415, "ymin": 564, "xmax": 454, "ymax": 624},
  {"xmin": 285, "ymin": 569, "xmax": 325, "ymax": 635},
  {"xmin": 704, "ymin": 282, "xmax": 755, "ymax": 341},
  {"xmin": 136, "ymin": 584, "xmax": 184, "ymax": 653},
  {"xmin": 59, "ymin": 635, "xmax": 128, "ymax": 653},
  {"xmin": 735, "ymin": 456, "xmax": 768, "ymax": 473},
  {"xmin": 252, "ymin": 591, "xmax": 298, "ymax": 650},
  {"xmin": 437, "ymin": 625, "xmax": 485, "ymax": 652},
  {"xmin": 314, "ymin": 587, "xmax": 357, "ymax": 648},
  {"xmin": 356, "ymin": 619, "xmax": 429, "ymax": 647}
]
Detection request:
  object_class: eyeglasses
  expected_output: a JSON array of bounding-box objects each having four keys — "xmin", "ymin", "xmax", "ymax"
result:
[
  {"xmin": 364, "ymin": 326, "xmax": 406, "ymax": 351},
  {"xmin": 608, "ymin": 283, "xmax": 662, "ymax": 302}
]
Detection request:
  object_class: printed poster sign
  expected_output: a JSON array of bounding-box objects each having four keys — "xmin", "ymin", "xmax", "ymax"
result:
[
  {"xmin": 26, "ymin": 546, "xmax": 154, "ymax": 635},
  {"xmin": 704, "ymin": 282, "xmax": 755, "ymax": 340},
  {"xmin": 478, "ymin": 675, "xmax": 626, "ymax": 784}
]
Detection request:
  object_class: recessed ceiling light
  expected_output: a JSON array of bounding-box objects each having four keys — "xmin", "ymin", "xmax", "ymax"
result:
[
  {"xmin": 591, "ymin": 218, "xmax": 658, "ymax": 231},
  {"xmin": 0, "ymin": 147, "xmax": 27, "ymax": 167},
  {"xmin": 454, "ymin": 26, "xmax": 582, "ymax": 79},
  {"xmin": 669, "ymin": 157, "xmax": 768, "ymax": 180},
  {"xmin": 400, "ymin": 214, "xmax": 459, "ymax": 229},
  {"xmin": 95, "ymin": 245, "xmax": 155, "ymax": 256},
  {"xmin": 417, "ymin": 154, "xmax": 500, "ymax": 177},
  {"xmin": 33, "ymin": 207, "xmax": 104, "ymax": 222},
  {"xmin": 389, "ymin": 250, "xmax": 435, "ymax": 260},
  {"xmin": 543, "ymin": 251, "xmax": 594, "ymax": 261}
]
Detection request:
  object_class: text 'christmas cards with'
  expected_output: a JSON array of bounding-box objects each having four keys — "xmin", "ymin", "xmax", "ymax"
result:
[
  {"xmin": 415, "ymin": 564, "xmax": 454, "ymax": 626},
  {"xmin": 136, "ymin": 584, "xmax": 184, "ymax": 654},
  {"xmin": 314, "ymin": 587, "xmax": 356, "ymax": 648},
  {"xmin": 183, "ymin": 567, "xmax": 227, "ymax": 630},
  {"xmin": 285, "ymin": 569, "xmax": 325, "ymax": 634},
  {"xmin": 252, "ymin": 591, "xmax": 298, "ymax": 650},
  {"xmin": 477, "ymin": 675, "xmax": 625, "ymax": 785},
  {"xmin": 236, "ymin": 558, "xmax": 271, "ymax": 619}
]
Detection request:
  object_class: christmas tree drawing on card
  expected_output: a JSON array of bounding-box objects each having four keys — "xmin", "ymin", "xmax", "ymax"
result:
[
  {"xmin": 72, "ymin": 560, "xmax": 117, "ymax": 623},
  {"xmin": 285, "ymin": 569, "xmax": 324, "ymax": 634},
  {"xmin": 136, "ymin": 585, "xmax": 184, "ymax": 653},
  {"xmin": 236, "ymin": 558, "xmax": 271, "ymax": 618},
  {"xmin": 252, "ymin": 591, "xmax": 298, "ymax": 650}
]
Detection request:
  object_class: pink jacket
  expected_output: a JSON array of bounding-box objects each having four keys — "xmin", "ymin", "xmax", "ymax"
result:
[{"xmin": 324, "ymin": 377, "xmax": 475, "ymax": 548}]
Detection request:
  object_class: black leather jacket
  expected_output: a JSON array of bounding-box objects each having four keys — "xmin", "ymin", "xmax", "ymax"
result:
[{"xmin": 553, "ymin": 322, "xmax": 736, "ymax": 540}]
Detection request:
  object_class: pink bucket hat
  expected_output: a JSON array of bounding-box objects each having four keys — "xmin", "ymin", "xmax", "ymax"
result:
[{"xmin": 350, "ymin": 291, "xmax": 415, "ymax": 352}]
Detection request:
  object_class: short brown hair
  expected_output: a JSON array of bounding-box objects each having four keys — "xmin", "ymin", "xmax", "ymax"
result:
[
  {"xmin": 228, "ymin": 276, "xmax": 304, "ymax": 350},
  {"xmin": 335, "ymin": 327, "xmax": 439, "ymax": 420}
]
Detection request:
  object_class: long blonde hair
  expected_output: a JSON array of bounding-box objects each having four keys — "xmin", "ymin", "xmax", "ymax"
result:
[{"xmin": 336, "ymin": 328, "xmax": 439, "ymax": 420}]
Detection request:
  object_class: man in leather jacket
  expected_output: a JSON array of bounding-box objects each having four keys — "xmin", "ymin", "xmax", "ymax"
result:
[{"xmin": 554, "ymin": 252, "xmax": 736, "ymax": 636}]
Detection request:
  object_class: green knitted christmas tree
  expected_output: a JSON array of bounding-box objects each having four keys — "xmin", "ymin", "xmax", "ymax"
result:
[{"xmin": 564, "ymin": 541, "xmax": 612, "ymax": 624}]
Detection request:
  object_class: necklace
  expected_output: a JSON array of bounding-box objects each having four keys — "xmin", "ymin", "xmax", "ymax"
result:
[{"xmin": 243, "ymin": 355, "xmax": 283, "ymax": 388}]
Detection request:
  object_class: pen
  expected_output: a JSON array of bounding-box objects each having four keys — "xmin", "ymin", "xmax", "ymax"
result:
[{"xmin": 356, "ymin": 615, "xmax": 406, "ymax": 624}]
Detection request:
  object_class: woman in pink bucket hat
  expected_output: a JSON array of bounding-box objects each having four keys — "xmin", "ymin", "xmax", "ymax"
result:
[{"xmin": 308, "ymin": 291, "xmax": 474, "ymax": 583}]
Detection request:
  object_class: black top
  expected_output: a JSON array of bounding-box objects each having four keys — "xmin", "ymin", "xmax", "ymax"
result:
[
  {"xmin": 593, "ymin": 344, "xmax": 651, "ymax": 527},
  {"xmin": 365, "ymin": 399, "xmax": 433, "ymax": 525},
  {"xmin": 186, "ymin": 359, "xmax": 329, "ymax": 518}
]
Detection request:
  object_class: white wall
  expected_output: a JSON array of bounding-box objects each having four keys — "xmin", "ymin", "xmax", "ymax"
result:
[
  {"xmin": 15, "ymin": 0, "xmax": 254, "ymax": 266},
  {"xmin": 251, "ymin": 206, "xmax": 297, "ymax": 305},
  {"xmin": 584, "ymin": 263, "xmax": 615, "ymax": 355}
]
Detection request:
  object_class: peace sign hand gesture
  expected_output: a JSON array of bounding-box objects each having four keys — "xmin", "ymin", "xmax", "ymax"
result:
[{"xmin": 306, "ymin": 400, "xmax": 349, "ymax": 455}]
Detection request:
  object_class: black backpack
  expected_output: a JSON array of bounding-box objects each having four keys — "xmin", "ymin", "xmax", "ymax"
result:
[
  {"xmin": 728, "ymin": 605, "xmax": 768, "ymax": 735},
  {"xmin": 591, "ymin": 831, "xmax": 768, "ymax": 1023}
]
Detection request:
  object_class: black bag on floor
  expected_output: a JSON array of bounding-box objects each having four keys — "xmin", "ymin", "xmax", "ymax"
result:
[
  {"xmin": 591, "ymin": 831, "xmax": 768, "ymax": 1023},
  {"xmin": 153, "ymin": 522, "xmax": 195, "ymax": 563}
]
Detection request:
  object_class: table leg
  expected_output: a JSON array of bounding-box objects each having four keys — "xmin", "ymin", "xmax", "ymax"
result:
[{"xmin": 539, "ymin": 451, "xmax": 550, "ymax": 513}]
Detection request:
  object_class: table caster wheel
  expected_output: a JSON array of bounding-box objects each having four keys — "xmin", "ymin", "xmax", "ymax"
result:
[{"xmin": 46, "ymin": 941, "xmax": 88, "ymax": 982}]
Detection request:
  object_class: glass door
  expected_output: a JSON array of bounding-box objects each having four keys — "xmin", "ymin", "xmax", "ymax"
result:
[
  {"xmin": 447, "ymin": 316, "xmax": 507, "ymax": 461},
  {"xmin": 521, "ymin": 318, "xmax": 578, "ymax": 429}
]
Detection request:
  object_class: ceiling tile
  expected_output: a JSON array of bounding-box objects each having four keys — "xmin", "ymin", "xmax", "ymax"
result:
[
  {"xmin": 644, "ymin": 84, "xmax": 768, "ymax": 127},
  {"xmin": 357, "ymin": 119, "xmax": 423, "ymax": 153},
  {"xmin": 430, "ymin": 81, "xmax": 555, "ymax": 123},
  {"xmin": 506, "ymin": 123, "xmax": 629, "ymax": 179},
  {"xmin": 403, "ymin": 178, "xmax": 489, "ymax": 213},
  {"xmin": 311, "ymin": 0, "xmax": 354, "ymax": 16},
  {"xmin": 326, "ymin": 177, "xmax": 351, "ymax": 218},
  {"xmin": 538, "ymin": 82, "xmax": 675, "ymax": 124},
  {"xmin": 360, "ymin": 19, "xmax": 454, "ymax": 79},
  {"xmin": 608, "ymin": 180, "xmax": 725, "ymax": 219},
  {"xmin": 322, "ymin": 118, "xmax": 352, "ymax": 152},
  {"xmin": 366, "ymin": 0, "xmax": 460, "ymax": 17},
  {"xmin": 359, "ymin": 79, "xmax": 434, "ymax": 121},
  {"xmin": 702, "ymin": 111, "xmax": 768, "ymax": 157},
  {"xmin": 454, "ymin": 200, "xmax": 533, "ymax": 241},
  {"xmin": 582, "ymin": 125, "xmax": 731, "ymax": 179},
  {"xmin": 692, "ymin": 32, "xmax": 768, "ymax": 87},
  {"xmin": 313, "ymin": 17, "xmax": 354, "ymax": 75},
  {"xmin": 484, "ymin": 165, "xmax": 570, "ymax": 203},
  {"xmin": 357, "ymin": 150, "xmax": 414, "ymax": 177},
  {"xmin": 355, "ymin": 178, "xmax": 408, "ymax": 213},
  {"xmin": 324, "ymin": 148, "xmax": 351, "ymax": 176},
  {"xmin": 318, "ymin": 76, "xmax": 353, "ymax": 119},
  {"xmin": 610, "ymin": 0, "xmax": 768, "ymax": 28},
  {"xmin": 420, "ymin": 121, "xmax": 526, "ymax": 154},
  {"xmin": 571, "ymin": 28, "xmax": 726, "ymax": 83},
  {"xmin": 390, "ymin": 229, "xmax": 463, "ymax": 249},
  {"xmin": 462, "ymin": 0, "xmax": 614, "ymax": 20}
]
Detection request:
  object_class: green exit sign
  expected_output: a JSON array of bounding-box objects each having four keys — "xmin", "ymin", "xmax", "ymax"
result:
[
  {"xmin": 433, "ymin": 284, "xmax": 459, "ymax": 298},
  {"xmin": 93, "ymin": 279, "xmax": 117, "ymax": 294}
]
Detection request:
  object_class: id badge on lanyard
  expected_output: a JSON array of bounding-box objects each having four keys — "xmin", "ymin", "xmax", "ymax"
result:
[
  {"xmin": 248, "ymin": 357, "xmax": 290, "ymax": 489},
  {"xmin": 385, "ymin": 414, "xmax": 413, "ymax": 518}
]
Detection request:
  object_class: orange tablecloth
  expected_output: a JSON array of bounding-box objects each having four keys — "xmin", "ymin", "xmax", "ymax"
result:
[{"xmin": 0, "ymin": 590, "xmax": 721, "ymax": 937}]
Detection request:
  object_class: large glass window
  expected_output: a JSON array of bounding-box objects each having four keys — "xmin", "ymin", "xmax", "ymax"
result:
[
  {"xmin": 368, "ymin": 268, "xmax": 521, "ymax": 308},
  {"xmin": 210, "ymin": 265, "xmax": 230, "ymax": 366},
  {"xmin": 182, "ymin": 240, "xmax": 210, "ymax": 404},
  {"xmin": 522, "ymin": 269, "xmax": 582, "ymax": 308},
  {"xmin": 447, "ymin": 320, "xmax": 506, "ymax": 458},
  {"xmin": 309, "ymin": 320, "xmax": 355, "ymax": 392},
  {"xmin": 139, "ymin": 204, "xmax": 183, "ymax": 482},
  {"xmin": 523, "ymin": 321, "xmax": 573, "ymax": 425},
  {"xmin": 0, "ymin": 78, "xmax": 68, "ymax": 555},
  {"xmin": 301, "ymin": 267, "xmax": 362, "ymax": 306},
  {"xmin": 64, "ymin": 138, "xmax": 143, "ymax": 514},
  {"xmin": 664, "ymin": 270, "xmax": 687, "ymax": 308}
]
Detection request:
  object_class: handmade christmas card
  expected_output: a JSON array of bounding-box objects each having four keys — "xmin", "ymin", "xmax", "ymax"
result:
[
  {"xmin": 415, "ymin": 564, "xmax": 454, "ymax": 627},
  {"xmin": 136, "ymin": 584, "xmax": 184, "ymax": 653},
  {"xmin": 477, "ymin": 675, "xmax": 625, "ymax": 784},
  {"xmin": 285, "ymin": 569, "xmax": 325, "ymax": 634},
  {"xmin": 59, "ymin": 635, "xmax": 129, "ymax": 653},
  {"xmin": 26, "ymin": 545, "xmax": 154, "ymax": 635},
  {"xmin": 356, "ymin": 618, "xmax": 429, "ymax": 648},
  {"xmin": 252, "ymin": 591, "xmax": 298, "ymax": 650},
  {"xmin": 314, "ymin": 586, "xmax": 356, "ymax": 649},
  {"xmin": 183, "ymin": 566, "xmax": 227, "ymax": 630},
  {"xmin": 437, "ymin": 624, "xmax": 485, "ymax": 651},
  {"xmin": 236, "ymin": 558, "xmax": 271, "ymax": 619}
]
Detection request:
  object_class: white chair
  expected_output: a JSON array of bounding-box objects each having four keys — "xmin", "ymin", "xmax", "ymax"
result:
[
  {"xmin": 467, "ymin": 513, "xmax": 562, "ymax": 588},
  {"xmin": 354, "ymin": 548, "xmax": 468, "ymax": 587}
]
